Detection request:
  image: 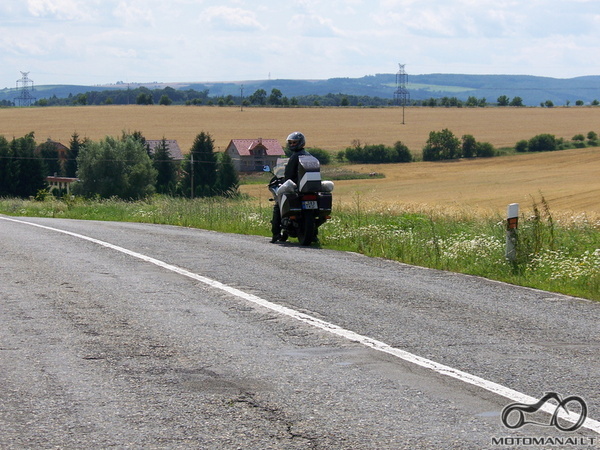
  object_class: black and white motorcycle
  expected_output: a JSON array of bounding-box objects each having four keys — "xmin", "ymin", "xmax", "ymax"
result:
[{"xmin": 265, "ymin": 155, "xmax": 334, "ymax": 246}]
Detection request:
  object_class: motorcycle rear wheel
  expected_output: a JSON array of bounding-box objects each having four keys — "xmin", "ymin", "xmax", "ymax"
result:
[{"xmin": 298, "ymin": 211, "xmax": 316, "ymax": 246}]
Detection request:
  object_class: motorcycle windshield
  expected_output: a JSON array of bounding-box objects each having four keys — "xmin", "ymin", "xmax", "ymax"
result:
[
  {"xmin": 274, "ymin": 165, "xmax": 286, "ymax": 178},
  {"xmin": 274, "ymin": 158, "xmax": 289, "ymax": 178}
]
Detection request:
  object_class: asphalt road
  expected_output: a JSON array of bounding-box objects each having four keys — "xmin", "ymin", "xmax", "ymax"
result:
[{"xmin": 1, "ymin": 216, "xmax": 599, "ymax": 449}]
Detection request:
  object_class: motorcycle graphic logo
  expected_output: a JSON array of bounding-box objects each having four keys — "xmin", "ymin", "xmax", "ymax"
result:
[{"xmin": 502, "ymin": 392, "xmax": 587, "ymax": 432}]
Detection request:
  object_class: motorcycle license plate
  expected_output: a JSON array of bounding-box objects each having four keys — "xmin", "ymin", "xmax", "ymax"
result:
[{"xmin": 302, "ymin": 200, "xmax": 318, "ymax": 209}]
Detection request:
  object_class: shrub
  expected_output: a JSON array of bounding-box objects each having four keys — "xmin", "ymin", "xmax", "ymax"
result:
[
  {"xmin": 393, "ymin": 141, "xmax": 413, "ymax": 163},
  {"xmin": 344, "ymin": 142, "xmax": 412, "ymax": 163},
  {"xmin": 515, "ymin": 140, "xmax": 529, "ymax": 152},
  {"xmin": 476, "ymin": 142, "xmax": 495, "ymax": 157},
  {"xmin": 528, "ymin": 133, "xmax": 557, "ymax": 152},
  {"xmin": 307, "ymin": 147, "xmax": 331, "ymax": 165}
]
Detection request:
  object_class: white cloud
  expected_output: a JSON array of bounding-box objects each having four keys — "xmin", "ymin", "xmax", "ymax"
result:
[
  {"xmin": 202, "ymin": 6, "xmax": 265, "ymax": 31},
  {"xmin": 289, "ymin": 13, "xmax": 343, "ymax": 38},
  {"xmin": 1, "ymin": 0, "xmax": 600, "ymax": 87},
  {"xmin": 26, "ymin": 0, "xmax": 95, "ymax": 21},
  {"xmin": 112, "ymin": 1, "xmax": 156, "ymax": 27}
]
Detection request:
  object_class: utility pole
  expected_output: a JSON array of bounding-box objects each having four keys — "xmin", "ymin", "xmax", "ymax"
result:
[
  {"xmin": 394, "ymin": 64, "xmax": 410, "ymax": 125},
  {"xmin": 190, "ymin": 153, "xmax": 194, "ymax": 199},
  {"xmin": 240, "ymin": 84, "xmax": 244, "ymax": 112},
  {"xmin": 15, "ymin": 71, "xmax": 36, "ymax": 106}
]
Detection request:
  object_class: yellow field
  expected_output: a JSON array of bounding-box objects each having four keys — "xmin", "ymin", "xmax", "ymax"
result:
[
  {"xmin": 1, "ymin": 105, "xmax": 600, "ymax": 215},
  {"xmin": 243, "ymin": 147, "xmax": 600, "ymax": 217}
]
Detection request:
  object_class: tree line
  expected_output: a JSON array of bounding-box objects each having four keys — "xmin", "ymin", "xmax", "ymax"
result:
[
  {"xmin": 0, "ymin": 131, "xmax": 239, "ymax": 200},
  {"xmin": 334, "ymin": 128, "xmax": 600, "ymax": 164},
  {"xmin": 28, "ymin": 85, "xmax": 593, "ymax": 109}
]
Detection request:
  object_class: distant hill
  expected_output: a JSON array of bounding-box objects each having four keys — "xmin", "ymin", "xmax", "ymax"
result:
[{"xmin": 2, "ymin": 74, "xmax": 600, "ymax": 106}]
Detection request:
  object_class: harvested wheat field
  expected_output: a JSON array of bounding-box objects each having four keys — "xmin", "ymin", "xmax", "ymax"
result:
[
  {"xmin": 3, "ymin": 105, "xmax": 600, "ymax": 152},
  {"xmin": 243, "ymin": 146, "xmax": 600, "ymax": 218},
  {"xmin": 332, "ymin": 147, "xmax": 600, "ymax": 217},
  {"xmin": 1, "ymin": 105, "xmax": 600, "ymax": 215}
]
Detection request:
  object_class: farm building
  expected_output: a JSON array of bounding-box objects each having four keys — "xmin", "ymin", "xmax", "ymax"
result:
[
  {"xmin": 46, "ymin": 176, "xmax": 78, "ymax": 195},
  {"xmin": 146, "ymin": 140, "xmax": 184, "ymax": 160},
  {"xmin": 226, "ymin": 138, "xmax": 285, "ymax": 172}
]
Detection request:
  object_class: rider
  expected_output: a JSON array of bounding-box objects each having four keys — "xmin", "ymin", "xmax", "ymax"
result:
[{"xmin": 270, "ymin": 131, "xmax": 310, "ymax": 243}]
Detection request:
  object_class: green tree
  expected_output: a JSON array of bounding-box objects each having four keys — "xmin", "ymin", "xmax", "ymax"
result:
[
  {"xmin": 5, "ymin": 133, "xmax": 47, "ymax": 198},
  {"xmin": 466, "ymin": 96, "xmax": 479, "ymax": 107},
  {"xmin": 180, "ymin": 132, "xmax": 217, "ymax": 198},
  {"xmin": 497, "ymin": 95, "xmax": 510, "ymax": 106},
  {"xmin": 37, "ymin": 140, "xmax": 64, "ymax": 176},
  {"xmin": 0, "ymin": 136, "xmax": 15, "ymax": 196},
  {"xmin": 422, "ymin": 129, "xmax": 461, "ymax": 161},
  {"xmin": 393, "ymin": 141, "xmax": 413, "ymax": 162},
  {"xmin": 509, "ymin": 97, "xmax": 524, "ymax": 107},
  {"xmin": 151, "ymin": 138, "xmax": 179, "ymax": 195},
  {"xmin": 215, "ymin": 152, "xmax": 239, "ymax": 196},
  {"xmin": 159, "ymin": 94, "xmax": 172, "ymax": 105},
  {"xmin": 528, "ymin": 134, "xmax": 557, "ymax": 152},
  {"xmin": 76, "ymin": 135, "xmax": 157, "ymax": 199},
  {"xmin": 572, "ymin": 134, "xmax": 586, "ymax": 148},
  {"xmin": 249, "ymin": 89, "xmax": 267, "ymax": 105},
  {"xmin": 515, "ymin": 140, "xmax": 528, "ymax": 152},
  {"xmin": 476, "ymin": 141, "xmax": 495, "ymax": 157},
  {"xmin": 73, "ymin": 93, "xmax": 87, "ymax": 105},
  {"xmin": 268, "ymin": 89, "xmax": 283, "ymax": 106},
  {"xmin": 575, "ymin": 100, "xmax": 584, "ymax": 106},
  {"xmin": 127, "ymin": 130, "xmax": 147, "ymax": 154},
  {"xmin": 136, "ymin": 92, "xmax": 154, "ymax": 105},
  {"xmin": 461, "ymin": 134, "xmax": 477, "ymax": 158},
  {"xmin": 66, "ymin": 133, "xmax": 82, "ymax": 178}
]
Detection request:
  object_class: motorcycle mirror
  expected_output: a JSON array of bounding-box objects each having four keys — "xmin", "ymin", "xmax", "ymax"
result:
[{"xmin": 263, "ymin": 165, "xmax": 271, "ymax": 172}]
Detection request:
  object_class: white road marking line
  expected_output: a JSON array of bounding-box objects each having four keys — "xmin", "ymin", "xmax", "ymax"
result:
[{"xmin": 3, "ymin": 216, "xmax": 599, "ymax": 434}]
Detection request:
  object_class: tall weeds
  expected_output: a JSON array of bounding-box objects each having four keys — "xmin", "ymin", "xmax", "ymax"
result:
[{"xmin": 1, "ymin": 194, "xmax": 598, "ymax": 301}]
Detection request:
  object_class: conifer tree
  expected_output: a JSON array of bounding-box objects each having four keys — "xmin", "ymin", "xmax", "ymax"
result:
[
  {"xmin": 152, "ymin": 138, "xmax": 178, "ymax": 195},
  {"xmin": 180, "ymin": 132, "xmax": 217, "ymax": 198},
  {"xmin": 215, "ymin": 152, "xmax": 239, "ymax": 196}
]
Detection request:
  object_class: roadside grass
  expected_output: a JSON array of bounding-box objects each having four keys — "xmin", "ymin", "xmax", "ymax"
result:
[{"xmin": 1, "ymin": 195, "xmax": 598, "ymax": 301}]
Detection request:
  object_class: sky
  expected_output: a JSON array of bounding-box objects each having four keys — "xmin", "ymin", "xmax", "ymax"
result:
[{"xmin": 2, "ymin": 0, "xmax": 600, "ymax": 89}]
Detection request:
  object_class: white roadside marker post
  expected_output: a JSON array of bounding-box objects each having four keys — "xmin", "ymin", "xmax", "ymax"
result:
[{"xmin": 506, "ymin": 203, "xmax": 519, "ymax": 262}]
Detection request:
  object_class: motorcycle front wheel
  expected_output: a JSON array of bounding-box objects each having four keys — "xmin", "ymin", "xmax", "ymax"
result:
[{"xmin": 298, "ymin": 211, "xmax": 316, "ymax": 246}]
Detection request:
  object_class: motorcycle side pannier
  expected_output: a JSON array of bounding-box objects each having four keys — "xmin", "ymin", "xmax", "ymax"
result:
[{"xmin": 298, "ymin": 155, "xmax": 322, "ymax": 193}]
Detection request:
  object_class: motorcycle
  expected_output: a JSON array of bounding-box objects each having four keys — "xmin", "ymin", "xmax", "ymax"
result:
[{"xmin": 265, "ymin": 155, "xmax": 334, "ymax": 246}]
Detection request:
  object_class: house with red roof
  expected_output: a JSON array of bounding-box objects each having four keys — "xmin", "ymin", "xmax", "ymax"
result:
[{"xmin": 225, "ymin": 138, "xmax": 285, "ymax": 172}]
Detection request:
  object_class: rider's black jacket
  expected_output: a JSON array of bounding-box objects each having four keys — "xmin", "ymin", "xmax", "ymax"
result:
[{"xmin": 284, "ymin": 149, "xmax": 309, "ymax": 184}]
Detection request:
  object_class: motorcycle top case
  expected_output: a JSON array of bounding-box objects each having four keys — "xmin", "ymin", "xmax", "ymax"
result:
[{"xmin": 297, "ymin": 155, "xmax": 322, "ymax": 193}]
